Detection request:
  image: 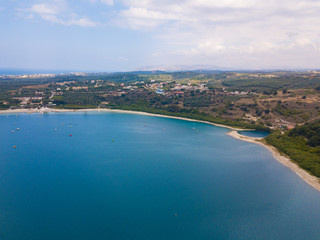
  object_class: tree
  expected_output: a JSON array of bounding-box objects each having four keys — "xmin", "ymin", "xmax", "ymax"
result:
[{"xmin": 308, "ymin": 135, "xmax": 320, "ymax": 147}]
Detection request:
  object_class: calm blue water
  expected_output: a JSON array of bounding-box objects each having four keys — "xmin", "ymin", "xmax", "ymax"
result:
[
  {"xmin": 1, "ymin": 112, "xmax": 320, "ymax": 240},
  {"xmin": 238, "ymin": 131, "xmax": 270, "ymax": 138}
]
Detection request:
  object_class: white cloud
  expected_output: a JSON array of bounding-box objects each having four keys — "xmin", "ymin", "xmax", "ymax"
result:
[
  {"xmin": 20, "ymin": 0, "xmax": 97, "ymax": 27},
  {"xmin": 41, "ymin": 14, "xmax": 63, "ymax": 24},
  {"xmin": 117, "ymin": 7, "xmax": 184, "ymax": 29},
  {"xmin": 68, "ymin": 17, "xmax": 97, "ymax": 27},
  {"xmin": 24, "ymin": 14, "xmax": 34, "ymax": 19},
  {"xmin": 30, "ymin": 3, "xmax": 59, "ymax": 15},
  {"xmin": 13, "ymin": 0, "xmax": 320, "ymax": 68},
  {"xmin": 101, "ymin": 0, "xmax": 114, "ymax": 5},
  {"xmin": 116, "ymin": 0, "xmax": 320, "ymax": 68},
  {"xmin": 89, "ymin": 0, "xmax": 114, "ymax": 6}
]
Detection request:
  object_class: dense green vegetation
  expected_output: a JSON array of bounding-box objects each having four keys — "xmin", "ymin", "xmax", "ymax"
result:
[
  {"xmin": 289, "ymin": 121, "xmax": 320, "ymax": 147},
  {"xmin": 183, "ymin": 95, "xmax": 211, "ymax": 107},
  {"xmin": 107, "ymin": 102, "xmax": 270, "ymax": 132},
  {"xmin": 222, "ymin": 75, "xmax": 320, "ymax": 92},
  {"xmin": 266, "ymin": 122, "xmax": 320, "ymax": 178},
  {"xmin": 273, "ymin": 103, "xmax": 302, "ymax": 116},
  {"xmin": 0, "ymin": 103, "xmax": 10, "ymax": 110},
  {"xmin": 55, "ymin": 104, "xmax": 98, "ymax": 109},
  {"xmin": 53, "ymin": 92, "xmax": 103, "ymax": 107}
]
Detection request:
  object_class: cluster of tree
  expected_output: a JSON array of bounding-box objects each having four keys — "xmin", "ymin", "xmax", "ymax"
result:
[
  {"xmin": 107, "ymin": 91, "xmax": 174, "ymax": 108},
  {"xmin": 266, "ymin": 130, "xmax": 320, "ymax": 178},
  {"xmin": 221, "ymin": 75, "xmax": 320, "ymax": 90},
  {"xmin": 272, "ymin": 103, "xmax": 301, "ymax": 117},
  {"xmin": 183, "ymin": 95, "xmax": 211, "ymax": 107},
  {"xmin": 289, "ymin": 121, "xmax": 320, "ymax": 147},
  {"xmin": 0, "ymin": 102, "xmax": 10, "ymax": 110},
  {"xmin": 111, "ymin": 100, "xmax": 269, "ymax": 132},
  {"xmin": 262, "ymin": 89, "xmax": 278, "ymax": 95},
  {"xmin": 53, "ymin": 92, "xmax": 103, "ymax": 107}
]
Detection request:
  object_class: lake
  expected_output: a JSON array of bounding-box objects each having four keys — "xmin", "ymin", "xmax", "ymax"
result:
[{"xmin": 1, "ymin": 112, "xmax": 320, "ymax": 240}]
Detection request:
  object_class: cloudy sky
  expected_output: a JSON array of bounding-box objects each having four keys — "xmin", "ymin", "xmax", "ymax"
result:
[{"xmin": 1, "ymin": 0, "xmax": 320, "ymax": 72}]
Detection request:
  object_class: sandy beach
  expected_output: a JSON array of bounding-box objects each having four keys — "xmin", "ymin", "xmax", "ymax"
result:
[
  {"xmin": 2, "ymin": 107, "xmax": 319, "ymax": 192},
  {"xmin": 227, "ymin": 130, "xmax": 320, "ymax": 192}
]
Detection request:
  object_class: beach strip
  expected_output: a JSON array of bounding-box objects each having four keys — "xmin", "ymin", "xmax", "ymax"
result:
[{"xmin": 227, "ymin": 130, "xmax": 320, "ymax": 192}]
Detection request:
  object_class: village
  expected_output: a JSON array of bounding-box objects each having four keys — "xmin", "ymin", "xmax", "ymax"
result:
[{"xmin": 3, "ymin": 72, "xmax": 317, "ymax": 132}]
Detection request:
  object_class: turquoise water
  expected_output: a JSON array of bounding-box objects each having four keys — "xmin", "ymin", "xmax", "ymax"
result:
[
  {"xmin": 238, "ymin": 131, "xmax": 270, "ymax": 138},
  {"xmin": 1, "ymin": 112, "xmax": 320, "ymax": 240}
]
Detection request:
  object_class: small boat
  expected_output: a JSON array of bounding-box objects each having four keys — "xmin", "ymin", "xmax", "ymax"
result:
[
  {"xmin": 17, "ymin": 128, "xmax": 20, "ymax": 131},
  {"xmin": 69, "ymin": 134, "xmax": 72, "ymax": 137},
  {"xmin": 13, "ymin": 146, "xmax": 16, "ymax": 148},
  {"xmin": 11, "ymin": 131, "xmax": 14, "ymax": 133}
]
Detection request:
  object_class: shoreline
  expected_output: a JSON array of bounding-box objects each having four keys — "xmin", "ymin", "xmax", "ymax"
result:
[
  {"xmin": 2, "ymin": 107, "xmax": 319, "ymax": 192},
  {"xmin": 0, "ymin": 107, "xmax": 245, "ymax": 131},
  {"xmin": 227, "ymin": 131, "xmax": 320, "ymax": 192}
]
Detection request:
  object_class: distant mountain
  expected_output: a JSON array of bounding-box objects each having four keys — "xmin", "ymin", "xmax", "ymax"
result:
[
  {"xmin": 135, "ymin": 65, "xmax": 320, "ymax": 73},
  {"xmin": 135, "ymin": 65, "xmax": 234, "ymax": 72}
]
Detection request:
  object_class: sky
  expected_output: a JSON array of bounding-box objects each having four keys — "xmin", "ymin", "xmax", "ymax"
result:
[{"xmin": 1, "ymin": 0, "xmax": 320, "ymax": 72}]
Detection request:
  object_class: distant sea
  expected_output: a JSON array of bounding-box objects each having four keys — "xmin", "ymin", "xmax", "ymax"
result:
[
  {"xmin": 0, "ymin": 69, "xmax": 76, "ymax": 75},
  {"xmin": 1, "ymin": 112, "xmax": 320, "ymax": 240}
]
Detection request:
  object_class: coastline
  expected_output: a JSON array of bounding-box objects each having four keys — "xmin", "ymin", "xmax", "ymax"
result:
[
  {"xmin": 227, "ymin": 130, "xmax": 320, "ymax": 192},
  {"xmin": 0, "ymin": 107, "xmax": 245, "ymax": 131},
  {"xmin": 2, "ymin": 107, "xmax": 319, "ymax": 192}
]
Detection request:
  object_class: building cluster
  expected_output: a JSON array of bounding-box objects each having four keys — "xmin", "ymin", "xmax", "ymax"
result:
[
  {"xmin": 274, "ymin": 119, "xmax": 296, "ymax": 130},
  {"xmin": 0, "ymin": 72, "xmax": 90, "ymax": 80},
  {"xmin": 171, "ymin": 83, "xmax": 208, "ymax": 92},
  {"xmin": 13, "ymin": 97, "xmax": 43, "ymax": 107},
  {"xmin": 1, "ymin": 74, "xmax": 57, "ymax": 79}
]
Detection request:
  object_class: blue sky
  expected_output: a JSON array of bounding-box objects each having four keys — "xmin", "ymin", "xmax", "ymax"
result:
[{"xmin": 1, "ymin": 0, "xmax": 320, "ymax": 72}]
